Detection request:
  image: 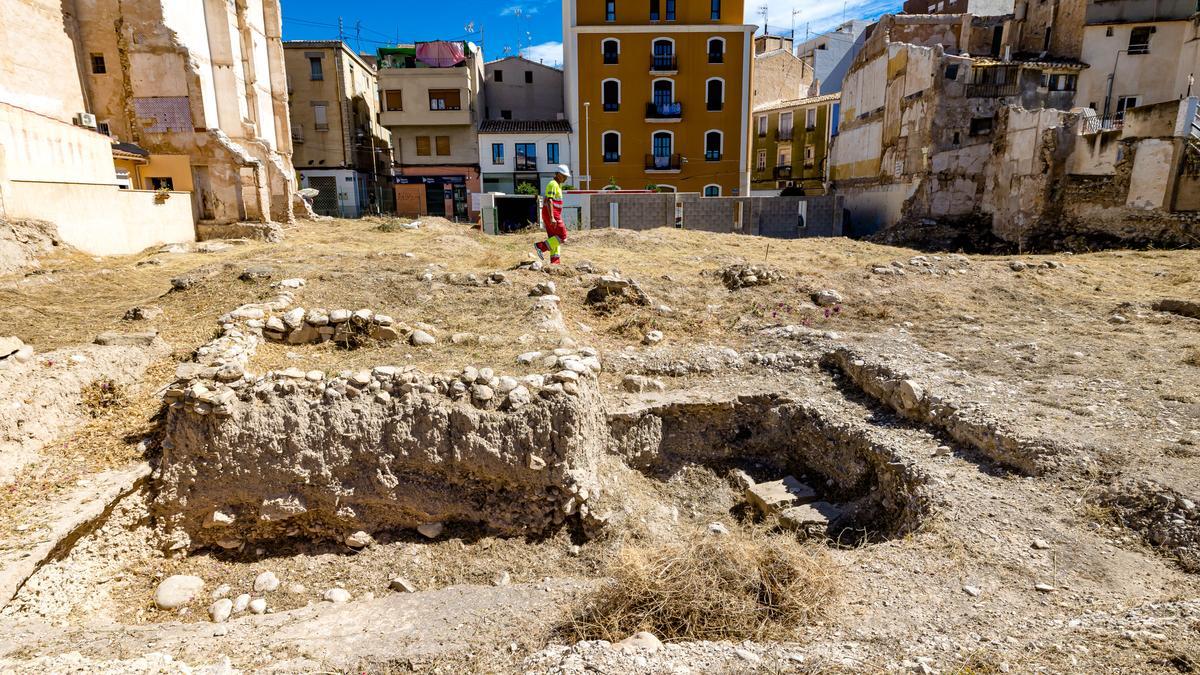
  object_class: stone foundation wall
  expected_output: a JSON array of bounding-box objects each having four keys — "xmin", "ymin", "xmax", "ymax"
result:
[{"xmin": 154, "ymin": 287, "xmax": 611, "ymax": 552}]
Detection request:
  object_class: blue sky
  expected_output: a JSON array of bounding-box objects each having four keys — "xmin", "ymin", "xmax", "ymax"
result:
[{"xmin": 280, "ymin": 0, "xmax": 902, "ymax": 66}]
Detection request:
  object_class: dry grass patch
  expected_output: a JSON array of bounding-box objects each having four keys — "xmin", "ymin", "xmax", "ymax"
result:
[
  {"xmin": 81, "ymin": 377, "xmax": 130, "ymax": 416},
  {"xmin": 1184, "ymin": 347, "xmax": 1200, "ymax": 368},
  {"xmin": 566, "ymin": 528, "xmax": 839, "ymax": 642}
]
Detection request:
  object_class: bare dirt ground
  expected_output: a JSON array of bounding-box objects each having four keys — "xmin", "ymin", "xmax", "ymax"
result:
[{"xmin": 0, "ymin": 217, "xmax": 1197, "ymax": 673}]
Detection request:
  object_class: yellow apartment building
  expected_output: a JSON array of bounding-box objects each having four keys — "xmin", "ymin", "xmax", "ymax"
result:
[{"xmin": 562, "ymin": 0, "xmax": 755, "ymax": 196}]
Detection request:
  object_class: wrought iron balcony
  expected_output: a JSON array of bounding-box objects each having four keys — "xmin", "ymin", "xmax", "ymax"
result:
[
  {"xmin": 645, "ymin": 154, "xmax": 682, "ymax": 171},
  {"xmin": 966, "ymin": 82, "xmax": 1020, "ymax": 98},
  {"xmin": 645, "ymin": 101, "xmax": 682, "ymax": 121},
  {"xmin": 773, "ymin": 165, "xmax": 792, "ymax": 179},
  {"xmin": 650, "ymin": 55, "xmax": 678, "ymax": 72}
]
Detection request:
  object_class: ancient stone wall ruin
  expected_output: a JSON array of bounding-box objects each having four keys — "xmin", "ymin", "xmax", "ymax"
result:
[{"xmin": 155, "ymin": 287, "xmax": 609, "ymax": 552}]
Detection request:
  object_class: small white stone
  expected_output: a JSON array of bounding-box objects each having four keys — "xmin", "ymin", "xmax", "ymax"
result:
[
  {"xmin": 390, "ymin": 577, "xmax": 418, "ymax": 593},
  {"xmin": 615, "ymin": 632, "xmax": 662, "ymax": 653},
  {"xmin": 508, "ymin": 385, "xmax": 532, "ymax": 408},
  {"xmin": 209, "ymin": 598, "xmax": 233, "ymax": 623},
  {"xmin": 232, "ymin": 593, "xmax": 250, "ymax": 614},
  {"xmin": 345, "ymin": 531, "xmax": 373, "ymax": 548},
  {"xmin": 253, "ymin": 571, "xmax": 280, "ymax": 593},
  {"xmin": 249, "ymin": 598, "xmax": 267, "ymax": 614},
  {"xmin": 155, "ymin": 575, "xmax": 205, "ymax": 610},
  {"xmin": 410, "ymin": 330, "xmax": 436, "ymax": 346},
  {"xmin": 417, "ymin": 522, "xmax": 444, "ymax": 539},
  {"xmin": 323, "ymin": 588, "xmax": 352, "ymax": 603}
]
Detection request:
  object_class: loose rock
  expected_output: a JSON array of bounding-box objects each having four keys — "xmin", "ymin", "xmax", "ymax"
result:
[
  {"xmin": 253, "ymin": 571, "xmax": 280, "ymax": 593},
  {"xmin": 154, "ymin": 575, "xmax": 205, "ymax": 610}
]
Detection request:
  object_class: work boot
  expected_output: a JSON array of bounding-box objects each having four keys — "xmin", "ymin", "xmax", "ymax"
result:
[
  {"xmin": 550, "ymin": 255, "xmax": 561, "ymax": 265},
  {"xmin": 534, "ymin": 241, "xmax": 547, "ymax": 261}
]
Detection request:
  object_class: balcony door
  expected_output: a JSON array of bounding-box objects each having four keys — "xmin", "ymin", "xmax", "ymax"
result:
[
  {"xmin": 652, "ymin": 131, "xmax": 672, "ymax": 169},
  {"xmin": 653, "ymin": 80, "xmax": 673, "ymax": 109},
  {"xmin": 652, "ymin": 39, "xmax": 674, "ymax": 71}
]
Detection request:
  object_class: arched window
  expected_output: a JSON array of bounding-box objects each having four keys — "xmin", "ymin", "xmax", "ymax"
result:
[
  {"xmin": 703, "ymin": 184, "xmax": 721, "ymax": 197},
  {"xmin": 649, "ymin": 131, "xmax": 675, "ymax": 170},
  {"xmin": 602, "ymin": 132, "xmax": 621, "ymax": 162},
  {"xmin": 655, "ymin": 184, "xmax": 676, "ymax": 192},
  {"xmin": 652, "ymin": 38, "xmax": 675, "ymax": 71},
  {"xmin": 602, "ymin": 39, "xmax": 620, "ymax": 64},
  {"xmin": 706, "ymin": 78, "xmax": 724, "ymax": 111},
  {"xmin": 704, "ymin": 130, "xmax": 722, "ymax": 161},
  {"xmin": 602, "ymin": 79, "xmax": 620, "ymax": 111},
  {"xmin": 652, "ymin": 79, "xmax": 674, "ymax": 107},
  {"xmin": 707, "ymin": 38, "xmax": 725, "ymax": 63}
]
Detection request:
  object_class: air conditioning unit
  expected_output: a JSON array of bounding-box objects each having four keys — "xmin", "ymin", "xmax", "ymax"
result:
[{"xmin": 74, "ymin": 112, "xmax": 98, "ymax": 129}]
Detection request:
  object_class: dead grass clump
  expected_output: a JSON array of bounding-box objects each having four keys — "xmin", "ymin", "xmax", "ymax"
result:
[
  {"xmin": 374, "ymin": 218, "xmax": 416, "ymax": 233},
  {"xmin": 81, "ymin": 377, "xmax": 130, "ymax": 416},
  {"xmin": 610, "ymin": 311, "xmax": 663, "ymax": 339},
  {"xmin": 1184, "ymin": 347, "xmax": 1200, "ymax": 368},
  {"xmin": 567, "ymin": 528, "xmax": 838, "ymax": 642}
]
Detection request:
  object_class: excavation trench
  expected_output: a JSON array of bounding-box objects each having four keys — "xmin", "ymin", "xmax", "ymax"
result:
[
  {"xmin": 608, "ymin": 393, "xmax": 935, "ymax": 540},
  {"xmin": 155, "ymin": 375, "xmax": 934, "ymax": 552}
]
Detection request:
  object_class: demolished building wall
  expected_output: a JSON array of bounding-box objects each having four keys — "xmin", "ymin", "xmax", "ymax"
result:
[
  {"xmin": 71, "ymin": 0, "xmax": 295, "ymax": 227},
  {"xmin": 0, "ymin": 0, "xmax": 197, "ymax": 256},
  {"xmin": 830, "ymin": 16, "xmax": 1008, "ymax": 237},
  {"xmin": 980, "ymin": 98, "xmax": 1199, "ymax": 249}
]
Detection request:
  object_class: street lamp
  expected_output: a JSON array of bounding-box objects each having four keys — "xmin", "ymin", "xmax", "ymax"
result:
[{"xmin": 584, "ymin": 101, "xmax": 591, "ymax": 190}]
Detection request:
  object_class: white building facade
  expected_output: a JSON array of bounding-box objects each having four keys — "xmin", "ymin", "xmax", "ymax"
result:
[{"xmin": 478, "ymin": 120, "xmax": 575, "ymax": 194}]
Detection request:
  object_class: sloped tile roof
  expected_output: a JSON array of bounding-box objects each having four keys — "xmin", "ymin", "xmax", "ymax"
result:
[{"xmin": 479, "ymin": 119, "xmax": 572, "ymax": 133}]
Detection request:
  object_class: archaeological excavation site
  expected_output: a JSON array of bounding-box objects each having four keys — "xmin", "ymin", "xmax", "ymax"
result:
[{"xmin": 1, "ymin": 216, "xmax": 1198, "ymax": 673}]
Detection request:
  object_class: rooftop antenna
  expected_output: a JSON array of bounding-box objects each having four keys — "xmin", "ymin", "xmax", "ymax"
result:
[
  {"xmin": 354, "ymin": 20, "xmax": 362, "ymax": 53},
  {"xmin": 513, "ymin": 8, "xmax": 523, "ymax": 55},
  {"xmin": 759, "ymin": 4, "xmax": 769, "ymax": 34},
  {"xmin": 338, "ymin": 16, "xmax": 345, "ymax": 43},
  {"xmin": 791, "ymin": 8, "xmax": 800, "ymax": 40}
]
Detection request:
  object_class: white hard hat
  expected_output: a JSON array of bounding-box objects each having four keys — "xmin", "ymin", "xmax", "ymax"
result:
[{"xmin": 554, "ymin": 164, "xmax": 571, "ymax": 177}]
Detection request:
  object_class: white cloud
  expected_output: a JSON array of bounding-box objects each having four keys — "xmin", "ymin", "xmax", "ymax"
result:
[
  {"xmin": 500, "ymin": 5, "xmax": 539, "ymax": 16},
  {"xmin": 522, "ymin": 41, "xmax": 564, "ymax": 66},
  {"xmin": 745, "ymin": 0, "xmax": 901, "ymax": 36}
]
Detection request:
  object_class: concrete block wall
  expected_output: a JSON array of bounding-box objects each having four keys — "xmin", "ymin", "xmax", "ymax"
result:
[
  {"xmin": 581, "ymin": 192, "xmax": 844, "ymax": 238},
  {"xmin": 589, "ymin": 193, "xmax": 676, "ymax": 230},
  {"xmin": 678, "ymin": 194, "xmax": 740, "ymax": 234},
  {"xmin": 747, "ymin": 195, "xmax": 844, "ymax": 238}
]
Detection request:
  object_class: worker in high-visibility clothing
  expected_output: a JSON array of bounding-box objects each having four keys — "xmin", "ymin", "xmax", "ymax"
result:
[{"xmin": 535, "ymin": 165, "xmax": 571, "ymax": 265}]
